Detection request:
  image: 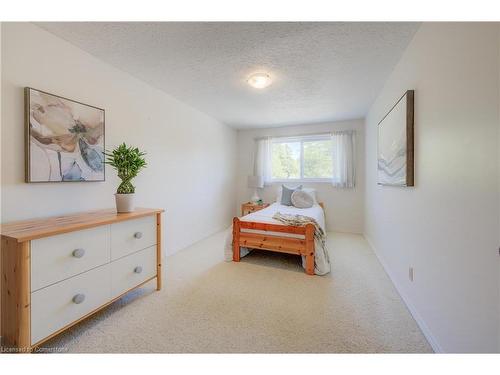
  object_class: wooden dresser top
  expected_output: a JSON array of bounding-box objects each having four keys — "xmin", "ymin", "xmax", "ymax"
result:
[{"xmin": 0, "ymin": 207, "xmax": 164, "ymax": 242}]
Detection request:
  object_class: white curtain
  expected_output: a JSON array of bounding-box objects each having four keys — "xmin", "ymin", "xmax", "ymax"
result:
[
  {"xmin": 254, "ymin": 137, "xmax": 272, "ymax": 185},
  {"xmin": 332, "ymin": 130, "xmax": 356, "ymax": 188}
]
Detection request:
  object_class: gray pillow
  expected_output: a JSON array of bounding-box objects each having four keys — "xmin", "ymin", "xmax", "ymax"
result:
[
  {"xmin": 280, "ymin": 185, "xmax": 302, "ymax": 206},
  {"xmin": 291, "ymin": 190, "xmax": 314, "ymax": 208}
]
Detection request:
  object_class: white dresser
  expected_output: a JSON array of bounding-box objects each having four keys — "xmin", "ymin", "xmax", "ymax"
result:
[{"xmin": 0, "ymin": 207, "xmax": 163, "ymax": 351}]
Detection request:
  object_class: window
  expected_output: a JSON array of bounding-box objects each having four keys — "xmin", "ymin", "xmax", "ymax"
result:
[
  {"xmin": 255, "ymin": 131, "xmax": 355, "ymax": 187},
  {"xmin": 271, "ymin": 135, "xmax": 333, "ymax": 181}
]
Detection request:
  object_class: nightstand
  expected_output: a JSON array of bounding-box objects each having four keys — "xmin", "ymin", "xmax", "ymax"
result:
[{"xmin": 241, "ymin": 202, "xmax": 270, "ymax": 216}]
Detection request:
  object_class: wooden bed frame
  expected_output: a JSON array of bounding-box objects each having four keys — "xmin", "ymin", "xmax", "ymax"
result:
[{"xmin": 232, "ymin": 203, "xmax": 324, "ymax": 276}]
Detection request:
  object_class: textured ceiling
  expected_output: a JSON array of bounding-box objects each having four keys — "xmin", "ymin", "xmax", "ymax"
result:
[{"xmin": 37, "ymin": 22, "xmax": 419, "ymax": 129}]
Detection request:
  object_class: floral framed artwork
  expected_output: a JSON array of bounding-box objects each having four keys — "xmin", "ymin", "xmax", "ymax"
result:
[{"xmin": 25, "ymin": 87, "xmax": 105, "ymax": 182}]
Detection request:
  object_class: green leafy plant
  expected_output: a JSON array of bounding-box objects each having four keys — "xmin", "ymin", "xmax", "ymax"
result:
[{"xmin": 104, "ymin": 143, "xmax": 147, "ymax": 194}]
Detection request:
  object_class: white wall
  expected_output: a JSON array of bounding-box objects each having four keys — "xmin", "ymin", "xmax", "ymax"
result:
[
  {"xmin": 236, "ymin": 120, "xmax": 364, "ymax": 233},
  {"xmin": 1, "ymin": 23, "xmax": 237, "ymax": 256},
  {"xmin": 498, "ymin": 24, "xmax": 500, "ymax": 351},
  {"xmin": 364, "ymin": 23, "xmax": 500, "ymax": 353}
]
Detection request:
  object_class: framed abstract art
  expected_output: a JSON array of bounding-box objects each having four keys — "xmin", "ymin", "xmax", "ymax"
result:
[
  {"xmin": 25, "ymin": 87, "xmax": 105, "ymax": 182},
  {"xmin": 377, "ymin": 90, "xmax": 414, "ymax": 187}
]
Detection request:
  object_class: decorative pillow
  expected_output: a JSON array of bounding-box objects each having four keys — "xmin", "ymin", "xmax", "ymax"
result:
[
  {"xmin": 276, "ymin": 186, "xmax": 317, "ymax": 204},
  {"xmin": 302, "ymin": 188, "xmax": 318, "ymax": 204},
  {"xmin": 280, "ymin": 185, "xmax": 302, "ymax": 206},
  {"xmin": 291, "ymin": 190, "xmax": 314, "ymax": 208}
]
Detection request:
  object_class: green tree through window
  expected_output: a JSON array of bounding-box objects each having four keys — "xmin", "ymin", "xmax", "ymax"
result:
[
  {"xmin": 271, "ymin": 136, "xmax": 333, "ymax": 180},
  {"xmin": 271, "ymin": 142, "xmax": 300, "ymax": 179},
  {"xmin": 303, "ymin": 140, "xmax": 333, "ymax": 178}
]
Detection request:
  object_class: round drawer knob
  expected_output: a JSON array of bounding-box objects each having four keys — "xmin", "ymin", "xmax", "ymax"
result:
[
  {"xmin": 134, "ymin": 266, "xmax": 143, "ymax": 274},
  {"xmin": 72, "ymin": 293, "xmax": 86, "ymax": 304},
  {"xmin": 134, "ymin": 232, "xmax": 143, "ymax": 239},
  {"xmin": 72, "ymin": 248, "xmax": 85, "ymax": 258}
]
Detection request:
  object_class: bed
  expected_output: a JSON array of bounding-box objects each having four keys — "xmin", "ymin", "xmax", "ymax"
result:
[{"xmin": 230, "ymin": 202, "xmax": 328, "ymax": 276}]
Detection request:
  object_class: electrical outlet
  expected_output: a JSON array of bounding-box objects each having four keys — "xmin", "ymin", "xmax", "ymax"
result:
[{"xmin": 409, "ymin": 267, "xmax": 414, "ymax": 282}]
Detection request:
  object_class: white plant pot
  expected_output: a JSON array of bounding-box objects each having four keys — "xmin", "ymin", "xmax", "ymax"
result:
[{"xmin": 115, "ymin": 193, "xmax": 135, "ymax": 213}]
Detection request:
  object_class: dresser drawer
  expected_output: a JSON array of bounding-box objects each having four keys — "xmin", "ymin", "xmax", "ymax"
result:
[
  {"xmin": 111, "ymin": 245, "xmax": 157, "ymax": 299},
  {"xmin": 31, "ymin": 263, "xmax": 111, "ymax": 345},
  {"xmin": 31, "ymin": 225, "xmax": 110, "ymax": 291},
  {"xmin": 111, "ymin": 216, "xmax": 156, "ymax": 260}
]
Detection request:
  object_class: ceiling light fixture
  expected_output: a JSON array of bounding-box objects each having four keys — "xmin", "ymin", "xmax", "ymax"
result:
[{"xmin": 247, "ymin": 73, "xmax": 272, "ymax": 89}]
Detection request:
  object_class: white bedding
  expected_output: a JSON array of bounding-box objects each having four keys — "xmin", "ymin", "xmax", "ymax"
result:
[
  {"xmin": 240, "ymin": 203, "xmax": 325, "ymax": 238},
  {"xmin": 224, "ymin": 203, "xmax": 327, "ymax": 262}
]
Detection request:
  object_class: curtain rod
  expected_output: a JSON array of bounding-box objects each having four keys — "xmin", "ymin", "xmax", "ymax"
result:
[{"xmin": 253, "ymin": 129, "xmax": 354, "ymax": 141}]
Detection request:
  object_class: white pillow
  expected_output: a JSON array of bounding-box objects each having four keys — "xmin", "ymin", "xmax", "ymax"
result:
[
  {"xmin": 303, "ymin": 188, "xmax": 318, "ymax": 204},
  {"xmin": 276, "ymin": 186, "xmax": 318, "ymax": 205},
  {"xmin": 291, "ymin": 190, "xmax": 314, "ymax": 208}
]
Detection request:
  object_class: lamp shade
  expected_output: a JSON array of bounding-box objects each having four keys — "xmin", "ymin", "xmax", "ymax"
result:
[{"xmin": 247, "ymin": 175, "xmax": 264, "ymax": 188}]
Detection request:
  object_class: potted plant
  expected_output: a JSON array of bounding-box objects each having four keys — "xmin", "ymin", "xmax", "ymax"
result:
[{"xmin": 105, "ymin": 143, "xmax": 147, "ymax": 213}]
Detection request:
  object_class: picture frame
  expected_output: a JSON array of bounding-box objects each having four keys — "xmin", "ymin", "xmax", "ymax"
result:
[
  {"xmin": 25, "ymin": 87, "xmax": 105, "ymax": 183},
  {"xmin": 377, "ymin": 90, "xmax": 414, "ymax": 187}
]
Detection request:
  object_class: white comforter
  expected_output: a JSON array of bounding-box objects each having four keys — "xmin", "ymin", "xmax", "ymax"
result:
[{"xmin": 224, "ymin": 203, "xmax": 329, "ymax": 274}]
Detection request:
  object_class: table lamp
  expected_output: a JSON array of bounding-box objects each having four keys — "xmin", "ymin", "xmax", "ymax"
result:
[{"xmin": 247, "ymin": 175, "xmax": 264, "ymax": 203}]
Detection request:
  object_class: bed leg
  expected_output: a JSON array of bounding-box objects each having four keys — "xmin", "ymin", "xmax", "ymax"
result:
[
  {"xmin": 232, "ymin": 217, "xmax": 241, "ymax": 262},
  {"xmin": 305, "ymin": 223, "xmax": 315, "ymax": 276}
]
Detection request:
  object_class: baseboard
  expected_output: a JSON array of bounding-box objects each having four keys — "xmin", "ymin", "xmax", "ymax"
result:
[
  {"xmin": 363, "ymin": 233, "xmax": 443, "ymax": 353},
  {"xmin": 327, "ymin": 228, "xmax": 363, "ymax": 235},
  {"xmin": 166, "ymin": 224, "xmax": 231, "ymax": 257}
]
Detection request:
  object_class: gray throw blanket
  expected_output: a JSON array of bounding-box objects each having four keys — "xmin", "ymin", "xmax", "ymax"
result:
[{"xmin": 272, "ymin": 212, "xmax": 330, "ymax": 275}]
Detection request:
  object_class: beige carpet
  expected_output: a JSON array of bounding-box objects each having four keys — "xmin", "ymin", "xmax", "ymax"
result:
[{"xmin": 41, "ymin": 231, "xmax": 432, "ymax": 353}]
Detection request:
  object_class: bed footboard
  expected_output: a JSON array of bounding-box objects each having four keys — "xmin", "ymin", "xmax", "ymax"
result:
[{"xmin": 232, "ymin": 217, "xmax": 315, "ymax": 275}]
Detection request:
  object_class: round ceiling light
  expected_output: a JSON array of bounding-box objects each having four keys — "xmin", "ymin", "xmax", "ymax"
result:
[{"xmin": 247, "ymin": 73, "xmax": 272, "ymax": 89}]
